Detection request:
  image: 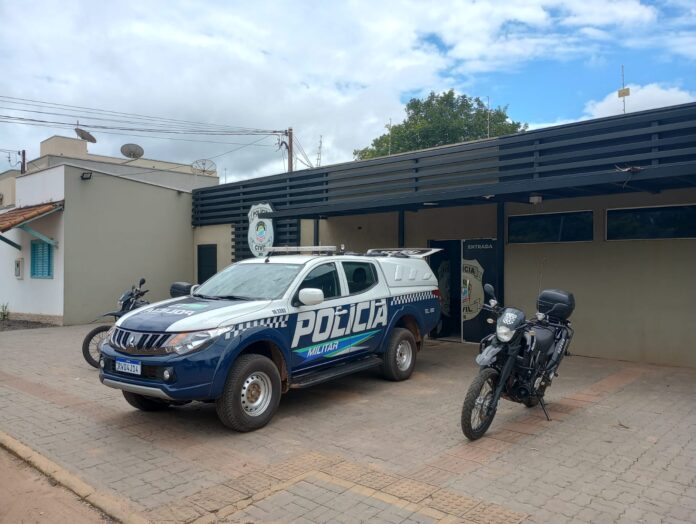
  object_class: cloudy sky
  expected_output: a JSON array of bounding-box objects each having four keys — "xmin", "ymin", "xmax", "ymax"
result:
[{"xmin": 0, "ymin": 0, "xmax": 694, "ymax": 183}]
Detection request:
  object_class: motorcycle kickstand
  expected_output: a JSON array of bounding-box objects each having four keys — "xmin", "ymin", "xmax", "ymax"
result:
[{"xmin": 538, "ymin": 396, "xmax": 551, "ymax": 421}]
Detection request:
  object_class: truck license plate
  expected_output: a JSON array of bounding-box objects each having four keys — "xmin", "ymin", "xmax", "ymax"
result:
[{"xmin": 115, "ymin": 358, "xmax": 141, "ymax": 375}]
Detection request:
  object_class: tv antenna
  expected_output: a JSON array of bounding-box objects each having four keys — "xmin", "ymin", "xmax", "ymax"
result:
[
  {"xmin": 120, "ymin": 143, "xmax": 144, "ymax": 160},
  {"xmin": 74, "ymin": 122, "xmax": 97, "ymax": 143},
  {"xmin": 191, "ymin": 158, "xmax": 217, "ymax": 176}
]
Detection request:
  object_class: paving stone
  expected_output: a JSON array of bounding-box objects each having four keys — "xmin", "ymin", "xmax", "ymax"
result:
[
  {"xmin": 1, "ymin": 327, "xmax": 694, "ymax": 524},
  {"xmin": 426, "ymin": 488, "xmax": 481, "ymax": 516},
  {"xmin": 382, "ymin": 478, "xmax": 438, "ymax": 503}
]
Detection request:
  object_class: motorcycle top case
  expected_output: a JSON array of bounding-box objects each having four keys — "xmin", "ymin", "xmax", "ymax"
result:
[{"xmin": 537, "ymin": 289, "xmax": 575, "ymax": 320}]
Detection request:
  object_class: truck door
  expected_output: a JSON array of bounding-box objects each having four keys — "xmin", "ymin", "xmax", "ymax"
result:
[{"xmin": 288, "ymin": 261, "xmax": 386, "ymax": 372}]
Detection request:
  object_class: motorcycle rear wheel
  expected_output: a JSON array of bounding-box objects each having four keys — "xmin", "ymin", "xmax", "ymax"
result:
[
  {"xmin": 82, "ymin": 324, "xmax": 111, "ymax": 368},
  {"xmin": 461, "ymin": 368, "xmax": 499, "ymax": 440}
]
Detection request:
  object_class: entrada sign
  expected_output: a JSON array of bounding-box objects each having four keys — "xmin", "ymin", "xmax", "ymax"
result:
[{"xmin": 247, "ymin": 203, "xmax": 275, "ymax": 257}]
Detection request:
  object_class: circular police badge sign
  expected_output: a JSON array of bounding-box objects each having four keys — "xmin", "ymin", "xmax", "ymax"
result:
[{"xmin": 248, "ymin": 203, "xmax": 275, "ymax": 257}]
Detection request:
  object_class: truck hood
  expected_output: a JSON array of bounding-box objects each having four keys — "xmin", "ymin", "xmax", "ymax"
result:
[{"xmin": 117, "ymin": 296, "xmax": 272, "ymax": 332}]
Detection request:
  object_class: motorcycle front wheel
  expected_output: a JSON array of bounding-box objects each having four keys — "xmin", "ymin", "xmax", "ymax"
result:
[
  {"xmin": 461, "ymin": 367, "xmax": 500, "ymax": 440},
  {"xmin": 82, "ymin": 324, "xmax": 111, "ymax": 368}
]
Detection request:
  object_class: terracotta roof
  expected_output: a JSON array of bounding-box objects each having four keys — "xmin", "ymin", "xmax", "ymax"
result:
[{"xmin": 0, "ymin": 201, "xmax": 64, "ymax": 233}]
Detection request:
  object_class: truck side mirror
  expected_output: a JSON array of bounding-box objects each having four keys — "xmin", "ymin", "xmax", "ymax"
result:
[
  {"xmin": 298, "ymin": 288, "xmax": 324, "ymax": 306},
  {"xmin": 170, "ymin": 282, "xmax": 193, "ymax": 298}
]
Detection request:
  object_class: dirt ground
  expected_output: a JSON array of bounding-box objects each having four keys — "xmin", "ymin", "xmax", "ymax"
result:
[
  {"xmin": 0, "ymin": 447, "xmax": 110, "ymax": 524},
  {"xmin": 0, "ymin": 319, "xmax": 55, "ymax": 332}
]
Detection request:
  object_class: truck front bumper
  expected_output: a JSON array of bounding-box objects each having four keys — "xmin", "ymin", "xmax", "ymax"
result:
[{"xmin": 98, "ymin": 340, "xmax": 228, "ymax": 401}]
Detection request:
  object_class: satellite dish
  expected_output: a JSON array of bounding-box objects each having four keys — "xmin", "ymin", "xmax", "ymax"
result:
[
  {"xmin": 74, "ymin": 127, "xmax": 97, "ymax": 143},
  {"xmin": 192, "ymin": 159, "xmax": 217, "ymax": 175},
  {"xmin": 120, "ymin": 143, "xmax": 145, "ymax": 159}
]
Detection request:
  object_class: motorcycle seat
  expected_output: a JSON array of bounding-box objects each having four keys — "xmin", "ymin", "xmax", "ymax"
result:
[{"xmin": 534, "ymin": 327, "xmax": 555, "ymax": 356}]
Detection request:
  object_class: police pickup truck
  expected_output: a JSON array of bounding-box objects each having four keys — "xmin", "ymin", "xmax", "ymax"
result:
[{"xmin": 99, "ymin": 247, "xmax": 441, "ymax": 432}]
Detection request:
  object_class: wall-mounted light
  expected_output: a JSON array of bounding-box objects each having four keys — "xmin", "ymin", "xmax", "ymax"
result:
[
  {"xmin": 529, "ymin": 194, "xmax": 543, "ymax": 205},
  {"xmin": 80, "ymin": 171, "xmax": 93, "ymax": 181},
  {"xmin": 423, "ymin": 202, "xmax": 438, "ymax": 206}
]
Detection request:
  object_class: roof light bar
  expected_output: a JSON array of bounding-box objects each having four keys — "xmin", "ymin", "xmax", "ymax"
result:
[{"xmin": 265, "ymin": 246, "xmax": 337, "ymax": 254}]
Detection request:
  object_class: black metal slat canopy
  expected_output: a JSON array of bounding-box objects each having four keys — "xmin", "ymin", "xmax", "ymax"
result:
[{"xmin": 192, "ymin": 103, "xmax": 696, "ymax": 259}]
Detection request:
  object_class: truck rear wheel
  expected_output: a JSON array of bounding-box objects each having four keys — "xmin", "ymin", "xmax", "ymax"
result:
[
  {"xmin": 216, "ymin": 354, "xmax": 281, "ymax": 432},
  {"xmin": 382, "ymin": 328, "xmax": 417, "ymax": 381}
]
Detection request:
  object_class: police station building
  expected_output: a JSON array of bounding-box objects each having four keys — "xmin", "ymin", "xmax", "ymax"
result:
[{"xmin": 192, "ymin": 103, "xmax": 696, "ymax": 367}]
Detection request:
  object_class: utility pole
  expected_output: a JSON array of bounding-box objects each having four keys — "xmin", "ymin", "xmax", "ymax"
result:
[
  {"xmin": 618, "ymin": 65, "xmax": 630, "ymax": 114},
  {"xmin": 316, "ymin": 135, "xmax": 323, "ymax": 167},
  {"xmin": 20, "ymin": 149, "xmax": 26, "ymax": 174},
  {"xmin": 387, "ymin": 118, "xmax": 392, "ymax": 155},
  {"xmin": 486, "ymin": 96, "xmax": 491, "ymax": 138},
  {"xmin": 287, "ymin": 127, "xmax": 293, "ymax": 172}
]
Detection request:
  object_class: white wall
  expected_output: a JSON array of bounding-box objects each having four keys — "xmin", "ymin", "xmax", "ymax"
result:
[
  {"xmin": 15, "ymin": 165, "xmax": 65, "ymax": 206},
  {"xmin": 0, "ymin": 212, "xmax": 64, "ymax": 322}
]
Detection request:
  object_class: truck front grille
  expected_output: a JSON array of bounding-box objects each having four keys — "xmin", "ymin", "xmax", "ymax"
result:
[{"xmin": 110, "ymin": 328, "xmax": 174, "ymax": 355}]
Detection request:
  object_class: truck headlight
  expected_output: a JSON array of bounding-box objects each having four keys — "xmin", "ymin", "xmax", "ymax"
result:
[
  {"xmin": 162, "ymin": 327, "xmax": 233, "ymax": 355},
  {"xmin": 496, "ymin": 325, "xmax": 514, "ymax": 342}
]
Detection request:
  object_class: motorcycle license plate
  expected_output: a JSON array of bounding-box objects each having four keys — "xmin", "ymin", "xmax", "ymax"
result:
[{"xmin": 115, "ymin": 358, "xmax": 141, "ymax": 375}]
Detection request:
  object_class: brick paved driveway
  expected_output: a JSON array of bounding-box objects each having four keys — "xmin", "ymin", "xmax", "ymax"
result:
[{"xmin": 1, "ymin": 325, "xmax": 696, "ymax": 523}]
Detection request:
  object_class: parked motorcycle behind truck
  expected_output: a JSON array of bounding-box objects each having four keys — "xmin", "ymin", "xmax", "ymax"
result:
[
  {"xmin": 461, "ymin": 284, "xmax": 575, "ymax": 440},
  {"xmin": 82, "ymin": 278, "xmax": 149, "ymax": 368}
]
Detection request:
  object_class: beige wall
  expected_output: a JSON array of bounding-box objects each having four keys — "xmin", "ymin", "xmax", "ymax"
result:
[
  {"xmin": 299, "ymin": 189, "xmax": 696, "ymax": 367},
  {"xmin": 505, "ymin": 188, "xmax": 696, "ymax": 368},
  {"xmin": 304, "ymin": 205, "xmax": 495, "ymax": 250},
  {"xmin": 0, "ymin": 171, "xmax": 17, "ymax": 207},
  {"xmin": 193, "ymin": 224, "xmax": 234, "ymax": 282},
  {"xmin": 62, "ymin": 166, "xmax": 194, "ymax": 324}
]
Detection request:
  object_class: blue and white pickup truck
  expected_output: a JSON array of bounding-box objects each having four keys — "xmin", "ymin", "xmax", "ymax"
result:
[{"xmin": 99, "ymin": 248, "xmax": 441, "ymax": 431}]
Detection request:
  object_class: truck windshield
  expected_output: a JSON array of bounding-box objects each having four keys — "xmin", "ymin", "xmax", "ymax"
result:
[{"xmin": 194, "ymin": 263, "xmax": 302, "ymax": 300}]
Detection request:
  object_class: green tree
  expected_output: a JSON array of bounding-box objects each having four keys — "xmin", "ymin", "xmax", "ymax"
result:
[{"xmin": 354, "ymin": 89, "xmax": 527, "ymax": 160}]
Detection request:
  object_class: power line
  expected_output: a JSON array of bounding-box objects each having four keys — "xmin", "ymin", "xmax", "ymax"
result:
[{"xmin": 0, "ymin": 95, "xmax": 281, "ymax": 134}]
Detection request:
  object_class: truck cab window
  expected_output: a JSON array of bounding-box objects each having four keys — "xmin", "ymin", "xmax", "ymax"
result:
[
  {"xmin": 343, "ymin": 262, "xmax": 377, "ymax": 294},
  {"xmin": 298, "ymin": 263, "xmax": 341, "ymax": 299}
]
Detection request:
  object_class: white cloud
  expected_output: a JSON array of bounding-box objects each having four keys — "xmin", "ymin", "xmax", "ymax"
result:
[
  {"xmin": 584, "ymin": 83, "xmax": 696, "ymax": 117},
  {"xmin": 0, "ymin": 0, "xmax": 691, "ymax": 182},
  {"xmin": 529, "ymin": 83, "xmax": 695, "ymax": 129}
]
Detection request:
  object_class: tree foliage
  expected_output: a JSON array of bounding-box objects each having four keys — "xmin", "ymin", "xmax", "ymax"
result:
[{"xmin": 354, "ymin": 90, "xmax": 527, "ymax": 160}]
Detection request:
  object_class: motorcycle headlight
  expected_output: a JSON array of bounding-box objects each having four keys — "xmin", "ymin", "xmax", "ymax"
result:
[
  {"xmin": 162, "ymin": 327, "xmax": 233, "ymax": 355},
  {"xmin": 496, "ymin": 325, "xmax": 514, "ymax": 342}
]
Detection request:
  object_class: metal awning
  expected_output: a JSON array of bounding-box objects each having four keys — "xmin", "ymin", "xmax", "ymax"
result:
[{"xmin": 0, "ymin": 201, "xmax": 64, "ymax": 250}]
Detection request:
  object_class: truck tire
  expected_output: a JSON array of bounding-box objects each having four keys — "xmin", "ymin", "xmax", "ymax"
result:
[
  {"xmin": 216, "ymin": 354, "xmax": 281, "ymax": 432},
  {"xmin": 122, "ymin": 391, "xmax": 171, "ymax": 411},
  {"xmin": 382, "ymin": 328, "xmax": 417, "ymax": 381},
  {"xmin": 82, "ymin": 324, "xmax": 111, "ymax": 368}
]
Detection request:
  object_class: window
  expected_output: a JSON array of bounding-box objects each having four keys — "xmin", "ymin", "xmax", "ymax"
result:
[
  {"xmin": 508, "ymin": 211, "xmax": 593, "ymax": 244},
  {"xmin": 343, "ymin": 262, "xmax": 377, "ymax": 294},
  {"xmin": 607, "ymin": 205, "xmax": 696, "ymax": 240},
  {"xmin": 30, "ymin": 240, "xmax": 53, "ymax": 279},
  {"xmin": 298, "ymin": 263, "xmax": 341, "ymax": 300}
]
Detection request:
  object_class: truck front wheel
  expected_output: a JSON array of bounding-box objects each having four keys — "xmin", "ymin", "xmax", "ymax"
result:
[
  {"xmin": 382, "ymin": 328, "xmax": 417, "ymax": 381},
  {"xmin": 216, "ymin": 354, "xmax": 281, "ymax": 432}
]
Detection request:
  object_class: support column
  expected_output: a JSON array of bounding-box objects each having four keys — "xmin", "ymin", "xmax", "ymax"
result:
[
  {"xmin": 496, "ymin": 202, "xmax": 505, "ymax": 305},
  {"xmin": 398, "ymin": 210, "xmax": 405, "ymax": 247},
  {"xmin": 313, "ymin": 218, "xmax": 319, "ymax": 245}
]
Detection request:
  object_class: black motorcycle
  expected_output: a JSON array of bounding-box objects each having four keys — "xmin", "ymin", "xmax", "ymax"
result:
[
  {"xmin": 82, "ymin": 278, "xmax": 149, "ymax": 368},
  {"xmin": 461, "ymin": 284, "xmax": 575, "ymax": 440}
]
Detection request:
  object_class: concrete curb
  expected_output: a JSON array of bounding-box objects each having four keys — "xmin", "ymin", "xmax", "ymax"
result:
[{"xmin": 0, "ymin": 429, "xmax": 150, "ymax": 524}]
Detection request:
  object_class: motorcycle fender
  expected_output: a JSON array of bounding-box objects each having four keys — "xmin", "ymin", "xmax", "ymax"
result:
[
  {"xmin": 90, "ymin": 311, "xmax": 121, "ymax": 323},
  {"xmin": 476, "ymin": 344, "xmax": 503, "ymax": 366}
]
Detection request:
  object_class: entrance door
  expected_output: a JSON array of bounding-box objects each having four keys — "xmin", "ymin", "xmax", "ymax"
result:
[
  {"xmin": 461, "ymin": 239, "xmax": 498, "ymax": 342},
  {"xmin": 197, "ymin": 244, "xmax": 218, "ymax": 284},
  {"xmin": 429, "ymin": 240, "xmax": 461, "ymax": 339}
]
